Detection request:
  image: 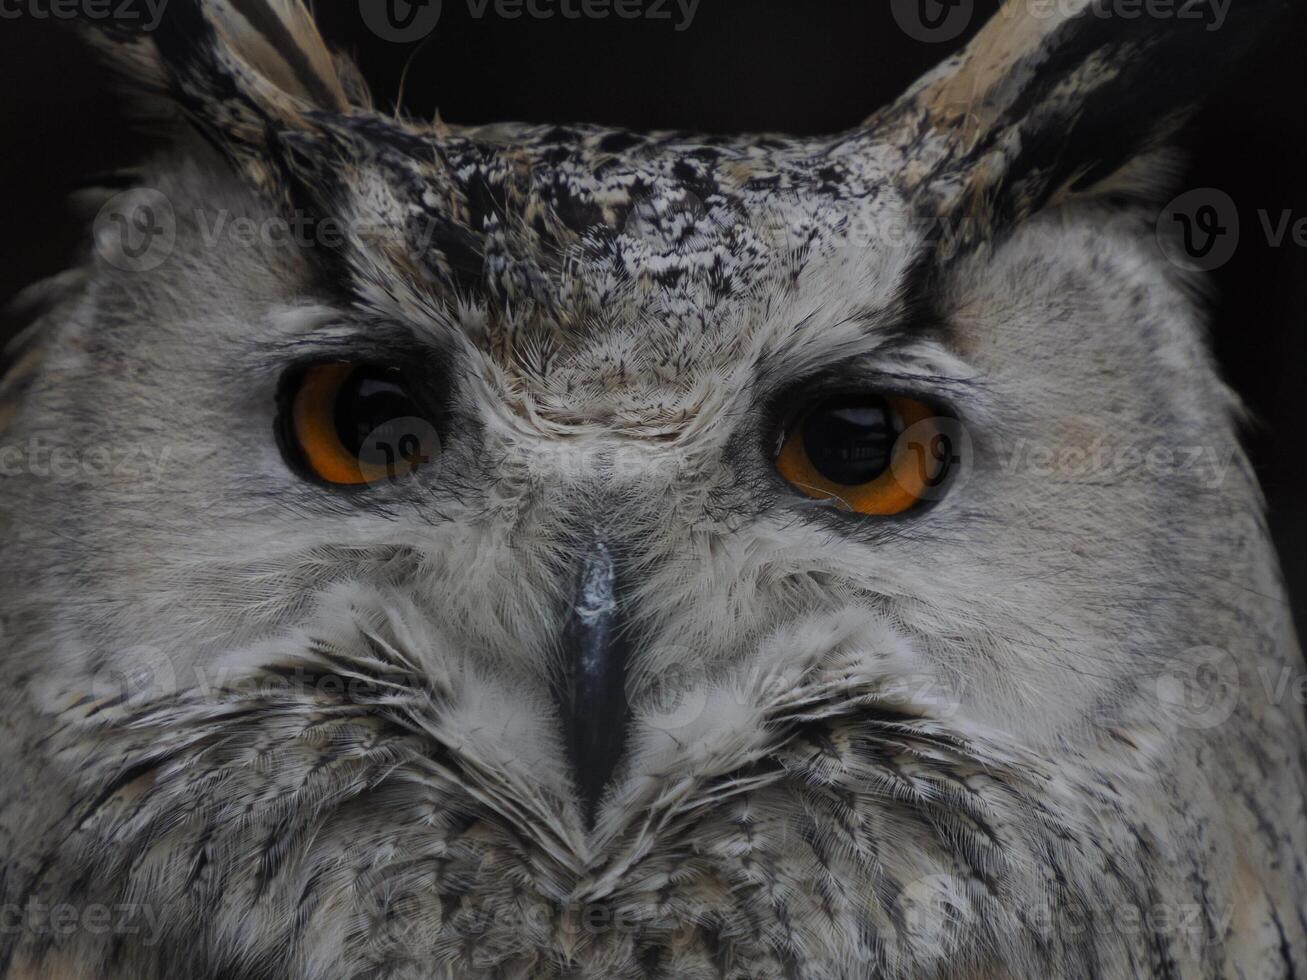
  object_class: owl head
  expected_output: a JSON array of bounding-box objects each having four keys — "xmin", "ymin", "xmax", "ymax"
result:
[{"xmin": 0, "ymin": 1, "xmax": 1303, "ymax": 977}]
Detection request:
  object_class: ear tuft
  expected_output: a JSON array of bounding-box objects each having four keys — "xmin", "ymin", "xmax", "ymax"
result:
[
  {"xmin": 87, "ymin": 0, "xmax": 353, "ymax": 111},
  {"xmin": 875, "ymin": 0, "xmax": 1290, "ymax": 254},
  {"xmin": 81, "ymin": 0, "xmax": 363, "ymax": 191},
  {"xmin": 203, "ymin": 0, "xmax": 349, "ymax": 111}
]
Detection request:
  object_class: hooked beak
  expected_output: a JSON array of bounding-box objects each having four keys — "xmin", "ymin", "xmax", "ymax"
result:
[{"xmin": 557, "ymin": 540, "xmax": 630, "ymax": 826}]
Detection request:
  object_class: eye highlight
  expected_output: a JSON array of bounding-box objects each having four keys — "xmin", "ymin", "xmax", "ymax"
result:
[
  {"xmin": 776, "ymin": 394, "xmax": 951, "ymax": 515},
  {"xmin": 282, "ymin": 363, "xmax": 439, "ymax": 487}
]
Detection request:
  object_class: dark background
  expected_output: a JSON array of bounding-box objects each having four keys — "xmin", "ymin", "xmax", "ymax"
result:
[{"xmin": 1, "ymin": 1, "xmax": 1304, "ymax": 630}]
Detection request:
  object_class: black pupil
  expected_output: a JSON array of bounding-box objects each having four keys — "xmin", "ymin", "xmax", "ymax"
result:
[
  {"xmin": 801, "ymin": 397, "xmax": 899, "ymax": 486},
  {"xmin": 333, "ymin": 369, "xmax": 417, "ymax": 456}
]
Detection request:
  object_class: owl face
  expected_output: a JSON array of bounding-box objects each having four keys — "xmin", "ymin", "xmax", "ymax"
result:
[{"xmin": 1, "ymin": 1, "xmax": 1305, "ymax": 978}]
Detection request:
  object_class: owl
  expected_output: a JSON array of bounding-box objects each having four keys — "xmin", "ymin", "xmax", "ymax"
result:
[{"xmin": 0, "ymin": 0, "xmax": 1303, "ymax": 977}]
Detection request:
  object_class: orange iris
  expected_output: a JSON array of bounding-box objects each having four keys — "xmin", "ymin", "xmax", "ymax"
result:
[{"xmin": 776, "ymin": 395, "xmax": 948, "ymax": 515}]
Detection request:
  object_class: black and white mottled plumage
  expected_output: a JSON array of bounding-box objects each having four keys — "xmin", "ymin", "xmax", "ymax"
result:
[{"xmin": 0, "ymin": 1, "xmax": 1304, "ymax": 977}]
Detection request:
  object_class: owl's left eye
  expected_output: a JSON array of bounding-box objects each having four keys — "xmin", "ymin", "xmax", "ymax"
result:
[
  {"xmin": 279, "ymin": 362, "xmax": 440, "ymax": 487},
  {"xmin": 775, "ymin": 394, "xmax": 952, "ymax": 515}
]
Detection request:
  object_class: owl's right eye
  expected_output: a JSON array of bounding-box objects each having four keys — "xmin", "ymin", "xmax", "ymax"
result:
[
  {"xmin": 775, "ymin": 393, "xmax": 952, "ymax": 515},
  {"xmin": 279, "ymin": 363, "xmax": 440, "ymax": 487}
]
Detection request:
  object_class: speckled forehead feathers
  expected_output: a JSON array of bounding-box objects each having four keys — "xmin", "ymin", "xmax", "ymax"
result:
[{"xmin": 86, "ymin": 0, "xmax": 1285, "ymax": 357}]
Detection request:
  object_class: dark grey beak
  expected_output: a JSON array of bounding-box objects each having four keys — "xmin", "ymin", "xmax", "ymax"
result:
[{"xmin": 557, "ymin": 540, "xmax": 630, "ymax": 825}]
